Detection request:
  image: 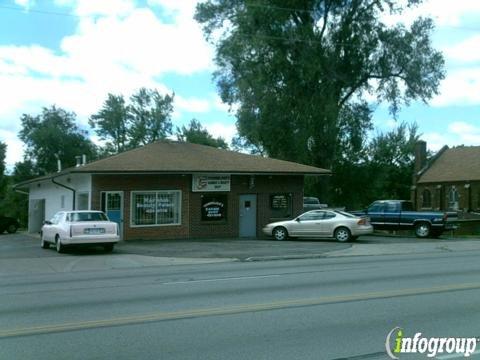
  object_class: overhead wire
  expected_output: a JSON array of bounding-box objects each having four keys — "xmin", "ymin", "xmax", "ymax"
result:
[{"xmin": 0, "ymin": 2, "xmax": 478, "ymax": 32}]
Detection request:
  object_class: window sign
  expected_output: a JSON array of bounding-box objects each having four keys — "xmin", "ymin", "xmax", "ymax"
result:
[
  {"xmin": 270, "ymin": 193, "xmax": 292, "ymax": 218},
  {"xmin": 202, "ymin": 195, "xmax": 227, "ymax": 221},
  {"xmin": 192, "ymin": 174, "xmax": 231, "ymax": 192},
  {"xmin": 131, "ymin": 191, "xmax": 181, "ymax": 226},
  {"xmin": 271, "ymin": 195, "xmax": 287, "ymax": 209}
]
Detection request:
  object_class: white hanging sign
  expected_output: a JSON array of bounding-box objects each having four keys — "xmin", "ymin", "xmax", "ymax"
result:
[{"xmin": 192, "ymin": 174, "xmax": 231, "ymax": 192}]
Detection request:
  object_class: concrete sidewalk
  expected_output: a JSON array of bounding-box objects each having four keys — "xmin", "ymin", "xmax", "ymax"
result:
[{"xmin": 115, "ymin": 238, "xmax": 351, "ymax": 261}]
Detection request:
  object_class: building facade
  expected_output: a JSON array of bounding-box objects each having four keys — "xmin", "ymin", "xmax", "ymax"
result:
[
  {"xmin": 17, "ymin": 141, "xmax": 329, "ymax": 240},
  {"xmin": 412, "ymin": 141, "xmax": 480, "ymax": 213}
]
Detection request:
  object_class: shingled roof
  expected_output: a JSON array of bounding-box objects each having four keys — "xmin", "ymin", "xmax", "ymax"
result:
[
  {"xmin": 417, "ymin": 146, "xmax": 480, "ymax": 183},
  {"xmin": 17, "ymin": 142, "xmax": 329, "ymax": 187}
]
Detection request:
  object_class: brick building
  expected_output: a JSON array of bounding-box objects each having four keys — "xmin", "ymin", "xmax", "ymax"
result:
[
  {"xmin": 413, "ymin": 141, "xmax": 480, "ymax": 213},
  {"xmin": 17, "ymin": 141, "xmax": 329, "ymax": 240}
]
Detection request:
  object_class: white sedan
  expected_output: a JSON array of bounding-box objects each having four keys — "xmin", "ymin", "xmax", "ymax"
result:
[
  {"xmin": 40, "ymin": 210, "xmax": 120, "ymax": 253},
  {"xmin": 262, "ymin": 209, "xmax": 373, "ymax": 242}
]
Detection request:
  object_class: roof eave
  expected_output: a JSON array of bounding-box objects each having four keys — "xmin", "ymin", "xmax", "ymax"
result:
[{"xmin": 72, "ymin": 170, "xmax": 331, "ymax": 176}]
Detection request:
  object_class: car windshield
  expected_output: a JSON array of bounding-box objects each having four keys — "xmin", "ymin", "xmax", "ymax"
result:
[{"xmin": 68, "ymin": 212, "xmax": 108, "ymax": 222}]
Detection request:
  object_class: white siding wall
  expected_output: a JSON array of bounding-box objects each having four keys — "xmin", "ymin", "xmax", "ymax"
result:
[{"xmin": 28, "ymin": 174, "xmax": 91, "ymax": 231}]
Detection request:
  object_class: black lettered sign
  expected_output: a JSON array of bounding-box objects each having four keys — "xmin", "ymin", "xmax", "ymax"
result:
[{"xmin": 202, "ymin": 196, "xmax": 227, "ymax": 221}]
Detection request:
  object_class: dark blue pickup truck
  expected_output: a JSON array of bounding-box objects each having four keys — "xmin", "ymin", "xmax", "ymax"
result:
[{"xmin": 353, "ymin": 200, "xmax": 453, "ymax": 238}]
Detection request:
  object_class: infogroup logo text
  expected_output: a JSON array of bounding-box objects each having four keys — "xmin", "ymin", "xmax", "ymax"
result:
[{"xmin": 385, "ymin": 327, "xmax": 478, "ymax": 359}]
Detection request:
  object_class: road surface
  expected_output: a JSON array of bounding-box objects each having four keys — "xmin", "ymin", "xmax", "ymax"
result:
[{"xmin": 2, "ymin": 250, "xmax": 480, "ymax": 359}]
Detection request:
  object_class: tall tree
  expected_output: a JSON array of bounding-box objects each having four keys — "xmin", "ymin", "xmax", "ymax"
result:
[
  {"xmin": 89, "ymin": 94, "xmax": 130, "ymax": 154},
  {"xmin": 0, "ymin": 160, "xmax": 34, "ymax": 225},
  {"xmin": 329, "ymin": 122, "xmax": 421, "ymax": 209},
  {"xmin": 19, "ymin": 106, "xmax": 97, "ymax": 174},
  {"xmin": 195, "ymin": 0, "xmax": 444, "ymax": 179},
  {"xmin": 129, "ymin": 88, "xmax": 174, "ymax": 147},
  {"xmin": 0, "ymin": 141, "xmax": 7, "ymax": 201},
  {"xmin": 177, "ymin": 119, "xmax": 229, "ymax": 149},
  {"xmin": 367, "ymin": 121, "xmax": 421, "ymax": 200}
]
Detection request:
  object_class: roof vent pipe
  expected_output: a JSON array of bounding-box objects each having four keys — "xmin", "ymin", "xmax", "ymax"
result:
[
  {"xmin": 82, "ymin": 154, "xmax": 87, "ymax": 166},
  {"xmin": 75, "ymin": 155, "xmax": 82, "ymax": 167}
]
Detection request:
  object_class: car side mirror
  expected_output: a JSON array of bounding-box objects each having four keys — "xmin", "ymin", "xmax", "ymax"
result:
[
  {"xmin": 295, "ymin": 218, "xmax": 301, "ymax": 222},
  {"xmin": 43, "ymin": 220, "xmax": 52, "ymax": 225}
]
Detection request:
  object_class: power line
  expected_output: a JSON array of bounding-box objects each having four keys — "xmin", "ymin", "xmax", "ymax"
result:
[
  {"xmin": 0, "ymin": 3, "xmax": 478, "ymax": 32},
  {"xmin": 0, "ymin": 4, "xmax": 77, "ymax": 18}
]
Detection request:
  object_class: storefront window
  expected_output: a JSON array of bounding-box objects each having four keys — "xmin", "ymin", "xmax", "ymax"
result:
[
  {"xmin": 131, "ymin": 191, "xmax": 181, "ymax": 226},
  {"xmin": 201, "ymin": 195, "xmax": 227, "ymax": 221},
  {"xmin": 270, "ymin": 193, "xmax": 292, "ymax": 218}
]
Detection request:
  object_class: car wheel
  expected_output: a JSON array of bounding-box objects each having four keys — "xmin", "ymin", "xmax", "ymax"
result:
[
  {"xmin": 103, "ymin": 243, "xmax": 114, "ymax": 252},
  {"xmin": 415, "ymin": 222, "xmax": 431, "ymax": 238},
  {"xmin": 273, "ymin": 227, "xmax": 288, "ymax": 241},
  {"xmin": 6, "ymin": 224, "xmax": 18, "ymax": 234},
  {"xmin": 40, "ymin": 232, "xmax": 49, "ymax": 249},
  {"xmin": 55, "ymin": 235, "xmax": 64, "ymax": 253},
  {"xmin": 334, "ymin": 227, "xmax": 351, "ymax": 242}
]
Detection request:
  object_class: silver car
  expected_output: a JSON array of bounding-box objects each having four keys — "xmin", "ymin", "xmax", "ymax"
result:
[{"xmin": 262, "ymin": 210, "xmax": 373, "ymax": 242}]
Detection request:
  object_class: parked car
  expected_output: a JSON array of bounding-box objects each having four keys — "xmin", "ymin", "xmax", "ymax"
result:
[
  {"xmin": 262, "ymin": 209, "xmax": 373, "ymax": 242},
  {"xmin": 303, "ymin": 196, "xmax": 328, "ymax": 211},
  {"xmin": 40, "ymin": 210, "xmax": 120, "ymax": 253},
  {"xmin": 352, "ymin": 200, "xmax": 454, "ymax": 238},
  {"xmin": 0, "ymin": 215, "xmax": 20, "ymax": 234}
]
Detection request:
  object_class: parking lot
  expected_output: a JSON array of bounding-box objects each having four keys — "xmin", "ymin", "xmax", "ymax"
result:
[
  {"xmin": 0, "ymin": 230, "xmax": 478, "ymax": 260},
  {"xmin": 2, "ymin": 231, "xmax": 480, "ymax": 277}
]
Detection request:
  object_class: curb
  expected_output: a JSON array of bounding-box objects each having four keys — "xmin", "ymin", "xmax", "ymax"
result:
[{"xmin": 243, "ymin": 253, "xmax": 329, "ymax": 262}]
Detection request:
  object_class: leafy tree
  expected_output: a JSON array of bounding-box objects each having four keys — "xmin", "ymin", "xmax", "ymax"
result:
[
  {"xmin": 0, "ymin": 141, "xmax": 6, "ymax": 199},
  {"xmin": 129, "ymin": 88, "xmax": 174, "ymax": 147},
  {"xmin": 195, "ymin": 0, "xmax": 444, "ymax": 200},
  {"xmin": 90, "ymin": 89, "xmax": 174, "ymax": 153},
  {"xmin": 367, "ymin": 122, "xmax": 420, "ymax": 200},
  {"xmin": 0, "ymin": 161, "xmax": 35, "ymax": 226},
  {"xmin": 231, "ymin": 135, "xmax": 265, "ymax": 155},
  {"xmin": 329, "ymin": 122, "xmax": 420, "ymax": 210},
  {"xmin": 89, "ymin": 94, "xmax": 130, "ymax": 154},
  {"xmin": 177, "ymin": 119, "xmax": 229, "ymax": 149},
  {"xmin": 19, "ymin": 106, "xmax": 98, "ymax": 174}
]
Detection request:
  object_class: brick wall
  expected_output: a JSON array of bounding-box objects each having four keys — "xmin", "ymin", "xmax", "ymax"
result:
[
  {"xmin": 92, "ymin": 173, "xmax": 305, "ymax": 240},
  {"xmin": 416, "ymin": 182, "xmax": 480, "ymax": 212},
  {"xmin": 189, "ymin": 175, "xmax": 304, "ymax": 239},
  {"xmin": 91, "ymin": 174, "xmax": 190, "ymax": 240}
]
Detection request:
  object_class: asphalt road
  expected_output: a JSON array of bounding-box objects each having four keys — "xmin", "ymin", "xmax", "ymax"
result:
[{"xmin": 2, "ymin": 247, "xmax": 480, "ymax": 359}]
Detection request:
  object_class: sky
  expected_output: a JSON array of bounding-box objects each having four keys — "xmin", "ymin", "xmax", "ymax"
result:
[{"xmin": 0, "ymin": 0, "xmax": 479, "ymax": 170}]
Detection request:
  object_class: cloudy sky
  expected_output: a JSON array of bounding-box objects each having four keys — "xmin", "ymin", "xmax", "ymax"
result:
[{"xmin": 0, "ymin": 0, "xmax": 479, "ymax": 170}]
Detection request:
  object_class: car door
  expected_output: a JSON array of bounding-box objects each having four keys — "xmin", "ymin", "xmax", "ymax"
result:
[
  {"xmin": 383, "ymin": 201, "xmax": 401, "ymax": 227},
  {"xmin": 42, "ymin": 213, "xmax": 58, "ymax": 241},
  {"xmin": 294, "ymin": 211, "xmax": 325, "ymax": 237},
  {"xmin": 318, "ymin": 211, "xmax": 338, "ymax": 236},
  {"xmin": 366, "ymin": 201, "xmax": 386, "ymax": 229}
]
